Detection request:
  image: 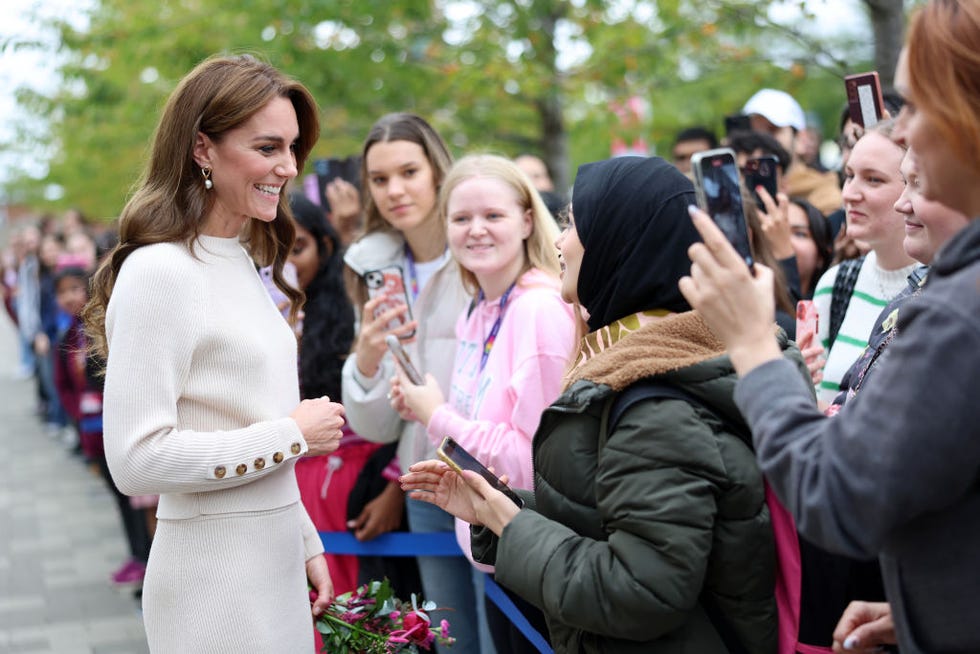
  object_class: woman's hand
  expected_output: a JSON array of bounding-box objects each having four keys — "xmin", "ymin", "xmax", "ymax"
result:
[
  {"xmin": 290, "ymin": 397, "xmax": 345, "ymax": 456},
  {"xmin": 400, "ymin": 460, "xmax": 484, "ymax": 525},
  {"xmin": 459, "ymin": 470, "xmax": 522, "ymax": 537},
  {"xmin": 353, "ymin": 295, "xmax": 417, "ymax": 378},
  {"xmin": 798, "ymin": 330, "xmax": 826, "ymax": 386},
  {"xmin": 306, "ymin": 554, "xmax": 334, "ymax": 618},
  {"xmin": 347, "ymin": 480, "xmax": 405, "ymax": 541},
  {"xmin": 400, "ymin": 461, "xmax": 521, "ymax": 536},
  {"xmin": 832, "ymin": 601, "xmax": 895, "ymax": 653},
  {"xmin": 324, "ymin": 178, "xmax": 362, "ymax": 245},
  {"xmin": 756, "ymin": 188, "xmax": 794, "ymax": 260},
  {"xmin": 679, "ymin": 205, "xmax": 783, "ymax": 376},
  {"xmin": 390, "ymin": 370, "xmax": 444, "ymax": 426}
]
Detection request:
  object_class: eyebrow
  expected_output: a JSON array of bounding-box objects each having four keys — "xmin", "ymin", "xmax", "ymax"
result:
[
  {"xmin": 367, "ymin": 161, "xmax": 423, "ymax": 175},
  {"xmin": 251, "ymin": 134, "xmax": 296, "ymax": 144}
]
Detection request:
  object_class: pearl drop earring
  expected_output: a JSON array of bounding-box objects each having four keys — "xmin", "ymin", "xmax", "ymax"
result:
[{"xmin": 201, "ymin": 166, "xmax": 213, "ymax": 190}]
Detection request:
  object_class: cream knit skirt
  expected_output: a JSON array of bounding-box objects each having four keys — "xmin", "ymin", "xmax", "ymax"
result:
[{"xmin": 142, "ymin": 502, "xmax": 314, "ymax": 653}]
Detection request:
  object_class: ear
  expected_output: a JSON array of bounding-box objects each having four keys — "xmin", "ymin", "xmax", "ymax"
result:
[
  {"xmin": 522, "ymin": 208, "xmax": 534, "ymax": 240},
  {"xmin": 193, "ymin": 131, "xmax": 213, "ymax": 168}
]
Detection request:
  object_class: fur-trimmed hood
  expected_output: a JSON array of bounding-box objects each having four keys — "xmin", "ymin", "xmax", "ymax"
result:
[{"xmin": 567, "ymin": 311, "xmax": 727, "ymax": 391}]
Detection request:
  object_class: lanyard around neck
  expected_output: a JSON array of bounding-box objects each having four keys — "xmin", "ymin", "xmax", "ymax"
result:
[
  {"xmin": 404, "ymin": 245, "xmax": 421, "ymax": 304},
  {"xmin": 477, "ymin": 281, "xmax": 517, "ymax": 373}
]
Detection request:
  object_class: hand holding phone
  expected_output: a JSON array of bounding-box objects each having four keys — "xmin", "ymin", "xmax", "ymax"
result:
[
  {"xmin": 437, "ymin": 436, "xmax": 524, "ymax": 508},
  {"xmin": 845, "ymin": 72, "xmax": 885, "ymax": 128},
  {"xmin": 385, "ymin": 334, "xmax": 424, "ymax": 385},
  {"xmin": 691, "ymin": 148, "xmax": 755, "ymax": 270},
  {"xmin": 743, "ymin": 155, "xmax": 780, "ymax": 213},
  {"xmin": 796, "ymin": 300, "xmax": 819, "ymax": 348},
  {"xmin": 364, "ymin": 265, "xmax": 416, "ymax": 338}
]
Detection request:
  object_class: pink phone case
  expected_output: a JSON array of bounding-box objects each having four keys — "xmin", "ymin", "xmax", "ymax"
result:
[
  {"xmin": 364, "ymin": 266, "xmax": 415, "ymax": 337},
  {"xmin": 796, "ymin": 300, "xmax": 819, "ymax": 348}
]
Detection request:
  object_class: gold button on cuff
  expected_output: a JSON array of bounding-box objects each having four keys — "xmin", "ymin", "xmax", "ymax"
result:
[
  {"xmin": 254, "ymin": 458, "xmax": 266, "ymax": 470},
  {"xmin": 235, "ymin": 463, "xmax": 247, "ymax": 476},
  {"xmin": 273, "ymin": 452, "xmax": 284, "ymax": 464},
  {"xmin": 290, "ymin": 442, "xmax": 301, "ymax": 455},
  {"xmin": 214, "ymin": 465, "xmax": 226, "ymax": 479}
]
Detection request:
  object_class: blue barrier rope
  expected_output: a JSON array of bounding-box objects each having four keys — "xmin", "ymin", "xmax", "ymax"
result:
[
  {"xmin": 484, "ymin": 575, "xmax": 553, "ymax": 654},
  {"xmin": 319, "ymin": 530, "xmax": 463, "ymax": 556},
  {"xmin": 320, "ymin": 531, "xmax": 552, "ymax": 652}
]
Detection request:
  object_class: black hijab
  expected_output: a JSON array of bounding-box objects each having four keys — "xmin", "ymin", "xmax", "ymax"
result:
[{"xmin": 572, "ymin": 156, "xmax": 701, "ymax": 331}]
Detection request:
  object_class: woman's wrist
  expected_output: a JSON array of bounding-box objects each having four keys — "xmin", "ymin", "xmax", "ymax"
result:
[{"xmin": 728, "ymin": 338, "xmax": 782, "ymax": 377}]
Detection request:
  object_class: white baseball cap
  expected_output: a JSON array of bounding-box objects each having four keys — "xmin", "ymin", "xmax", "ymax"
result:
[{"xmin": 742, "ymin": 89, "xmax": 806, "ymax": 132}]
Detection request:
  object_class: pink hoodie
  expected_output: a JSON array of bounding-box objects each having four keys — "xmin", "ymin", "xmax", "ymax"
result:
[{"xmin": 426, "ymin": 268, "xmax": 576, "ymax": 569}]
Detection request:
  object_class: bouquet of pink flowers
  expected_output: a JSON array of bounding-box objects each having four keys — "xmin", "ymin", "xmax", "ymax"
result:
[{"xmin": 312, "ymin": 579, "xmax": 454, "ymax": 653}]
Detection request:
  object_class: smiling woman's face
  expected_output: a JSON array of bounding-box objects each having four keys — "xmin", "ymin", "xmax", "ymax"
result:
[
  {"xmin": 555, "ymin": 210, "xmax": 584, "ymax": 305},
  {"xmin": 197, "ymin": 96, "xmax": 299, "ymax": 237}
]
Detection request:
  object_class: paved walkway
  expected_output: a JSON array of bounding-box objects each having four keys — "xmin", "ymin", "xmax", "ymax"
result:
[{"xmin": 0, "ymin": 314, "xmax": 149, "ymax": 654}]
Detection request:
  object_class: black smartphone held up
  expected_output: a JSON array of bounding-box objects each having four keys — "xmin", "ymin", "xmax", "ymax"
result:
[
  {"xmin": 436, "ymin": 436, "xmax": 525, "ymax": 508},
  {"xmin": 845, "ymin": 72, "xmax": 885, "ymax": 128},
  {"xmin": 743, "ymin": 155, "xmax": 780, "ymax": 212},
  {"xmin": 385, "ymin": 334, "xmax": 424, "ymax": 385},
  {"xmin": 313, "ymin": 155, "xmax": 362, "ymax": 212},
  {"xmin": 364, "ymin": 265, "xmax": 416, "ymax": 339},
  {"xmin": 724, "ymin": 113, "xmax": 752, "ymax": 136},
  {"xmin": 691, "ymin": 148, "xmax": 755, "ymax": 270}
]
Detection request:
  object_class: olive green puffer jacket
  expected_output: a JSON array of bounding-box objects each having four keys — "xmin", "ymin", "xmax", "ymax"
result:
[{"xmin": 472, "ymin": 311, "xmax": 779, "ymax": 653}]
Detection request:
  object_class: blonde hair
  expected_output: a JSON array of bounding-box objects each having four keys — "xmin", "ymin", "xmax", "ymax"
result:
[
  {"xmin": 83, "ymin": 54, "xmax": 318, "ymax": 358},
  {"xmin": 438, "ymin": 154, "xmax": 561, "ymax": 296}
]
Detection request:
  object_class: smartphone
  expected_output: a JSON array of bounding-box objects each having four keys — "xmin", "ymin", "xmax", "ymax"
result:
[
  {"xmin": 743, "ymin": 155, "xmax": 780, "ymax": 212},
  {"xmin": 385, "ymin": 334, "xmax": 424, "ymax": 385},
  {"xmin": 364, "ymin": 265, "xmax": 416, "ymax": 338},
  {"xmin": 845, "ymin": 72, "xmax": 885, "ymax": 128},
  {"xmin": 313, "ymin": 155, "xmax": 362, "ymax": 212},
  {"xmin": 691, "ymin": 148, "xmax": 755, "ymax": 269},
  {"xmin": 796, "ymin": 300, "xmax": 819, "ymax": 348},
  {"xmin": 436, "ymin": 436, "xmax": 525, "ymax": 508},
  {"xmin": 724, "ymin": 113, "xmax": 752, "ymax": 136}
]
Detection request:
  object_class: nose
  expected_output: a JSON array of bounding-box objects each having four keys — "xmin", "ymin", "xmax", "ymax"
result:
[
  {"xmin": 892, "ymin": 107, "xmax": 910, "ymax": 148},
  {"xmin": 893, "ymin": 184, "xmax": 913, "ymax": 215},
  {"xmin": 470, "ymin": 216, "xmax": 488, "ymax": 234},
  {"xmin": 841, "ymin": 176, "xmax": 860, "ymax": 204},
  {"xmin": 387, "ymin": 176, "xmax": 405, "ymax": 198},
  {"xmin": 276, "ymin": 152, "xmax": 298, "ymax": 179}
]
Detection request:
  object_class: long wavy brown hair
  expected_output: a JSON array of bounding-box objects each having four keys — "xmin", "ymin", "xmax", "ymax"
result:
[{"xmin": 82, "ymin": 54, "xmax": 319, "ymax": 358}]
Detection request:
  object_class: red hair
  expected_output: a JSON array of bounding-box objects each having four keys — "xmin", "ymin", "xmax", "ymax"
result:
[{"xmin": 907, "ymin": 0, "xmax": 980, "ymax": 170}]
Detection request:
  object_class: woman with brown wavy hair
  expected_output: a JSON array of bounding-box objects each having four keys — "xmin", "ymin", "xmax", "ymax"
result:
[
  {"xmin": 681, "ymin": 1, "xmax": 980, "ymax": 651},
  {"xmin": 83, "ymin": 54, "xmax": 345, "ymax": 652}
]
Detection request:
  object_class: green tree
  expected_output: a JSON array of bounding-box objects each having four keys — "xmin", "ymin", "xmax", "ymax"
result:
[{"xmin": 4, "ymin": 0, "xmax": 893, "ymax": 219}]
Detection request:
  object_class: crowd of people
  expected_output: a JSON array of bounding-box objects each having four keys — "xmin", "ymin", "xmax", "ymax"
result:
[{"xmin": 1, "ymin": 1, "xmax": 976, "ymax": 652}]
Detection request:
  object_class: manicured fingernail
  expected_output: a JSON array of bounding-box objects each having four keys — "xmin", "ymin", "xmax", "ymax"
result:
[
  {"xmin": 687, "ymin": 204, "xmax": 698, "ymax": 217},
  {"xmin": 843, "ymin": 635, "xmax": 858, "ymax": 649}
]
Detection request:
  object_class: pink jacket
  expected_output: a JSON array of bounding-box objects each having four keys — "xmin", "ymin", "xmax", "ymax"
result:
[{"xmin": 426, "ymin": 268, "xmax": 576, "ymax": 569}]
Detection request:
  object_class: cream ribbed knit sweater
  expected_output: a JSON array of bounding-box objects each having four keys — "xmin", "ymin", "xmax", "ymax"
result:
[{"xmin": 103, "ymin": 235, "xmax": 322, "ymax": 651}]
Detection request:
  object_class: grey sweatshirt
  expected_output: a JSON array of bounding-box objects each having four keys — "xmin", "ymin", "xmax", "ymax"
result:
[{"xmin": 734, "ymin": 218, "xmax": 980, "ymax": 653}]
